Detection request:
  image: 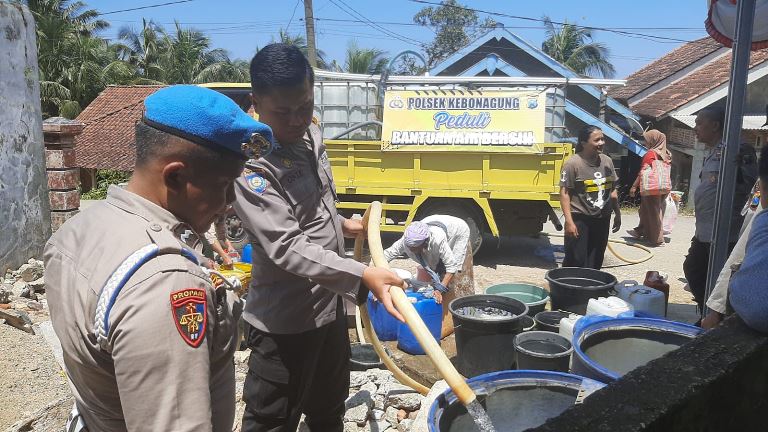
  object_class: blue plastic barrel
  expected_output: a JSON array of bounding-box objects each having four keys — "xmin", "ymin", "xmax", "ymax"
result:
[
  {"xmin": 428, "ymin": 370, "xmax": 605, "ymax": 431},
  {"xmin": 397, "ymin": 292, "xmax": 442, "ymax": 355},
  {"xmin": 571, "ymin": 317, "xmax": 703, "ymax": 382},
  {"xmin": 241, "ymin": 244, "xmax": 253, "ymax": 264},
  {"xmin": 367, "ymin": 292, "xmax": 399, "ymax": 341}
]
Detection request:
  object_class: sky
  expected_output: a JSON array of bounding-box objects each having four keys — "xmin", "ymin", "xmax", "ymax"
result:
[{"xmin": 91, "ymin": 0, "xmax": 711, "ymax": 79}]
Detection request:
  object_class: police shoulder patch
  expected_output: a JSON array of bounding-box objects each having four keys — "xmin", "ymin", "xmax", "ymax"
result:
[
  {"xmin": 170, "ymin": 288, "xmax": 207, "ymax": 348},
  {"xmin": 245, "ymin": 173, "xmax": 268, "ymax": 193}
]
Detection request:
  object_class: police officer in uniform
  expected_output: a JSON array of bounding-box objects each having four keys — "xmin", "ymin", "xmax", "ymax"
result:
[
  {"xmin": 45, "ymin": 85, "xmax": 273, "ymax": 432},
  {"xmin": 233, "ymin": 44, "xmax": 404, "ymax": 432},
  {"xmin": 684, "ymin": 106, "xmax": 757, "ymax": 312}
]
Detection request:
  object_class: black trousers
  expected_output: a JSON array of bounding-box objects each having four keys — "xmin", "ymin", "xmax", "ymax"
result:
[
  {"xmin": 683, "ymin": 237, "xmax": 736, "ymax": 310},
  {"xmin": 563, "ymin": 214, "xmax": 611, "ymax": 270},
  {"xmin": 242, "ymin": 305, "xmax": 350, "ymax": 432}
]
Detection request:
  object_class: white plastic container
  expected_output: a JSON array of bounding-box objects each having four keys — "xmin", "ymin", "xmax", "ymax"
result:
[
  {"xmin": 614, "ymin": 280, "xmax": 666, "ymax": 317},
  {"xmin": 586, "ymin": 296, "xmax": 633, "ymax": 318},
  {"xmin": 391, "ymin": 268, "xmax": 413, "ymax": 281},
  {"xmin": 558, "ymin": 313, "xmax": 583, "ymax": 341}
]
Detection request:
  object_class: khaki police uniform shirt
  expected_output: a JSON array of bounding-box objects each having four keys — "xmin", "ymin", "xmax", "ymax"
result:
[
  {"xmin": 44, "ymin": 186, "xmax": 241, "ymax": 432},
  {"xmin": 233, "ymin": 124, "xmax": 366, "ymax": 334}
]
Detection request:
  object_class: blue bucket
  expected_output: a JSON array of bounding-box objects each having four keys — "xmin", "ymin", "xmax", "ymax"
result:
[
  {"xmin": 428, "ymin": 370, "xmax": 605, "ymax": 432},
  {"xmin": 571, "ymin": 317, "xmax": 703, "ymax": 382}
]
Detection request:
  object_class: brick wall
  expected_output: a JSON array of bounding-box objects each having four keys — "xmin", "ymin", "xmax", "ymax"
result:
[
  {"xmin": 43, "ymin": 118, "xmax": 83, "ymax": 232},
  {"xmin": 669, "ymin": 124, "xmax": 696, "ymax": 147}
]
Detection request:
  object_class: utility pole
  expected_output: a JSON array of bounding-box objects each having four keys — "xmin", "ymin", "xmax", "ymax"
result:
[{"xmin": 304, "ymin": 0, "xmax": 317, "ymax": 67}]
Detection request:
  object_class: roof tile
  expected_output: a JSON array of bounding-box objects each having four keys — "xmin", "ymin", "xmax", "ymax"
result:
[{"xmin": 75, "ymin": 85, "xmax": 165, "ymax": 170}]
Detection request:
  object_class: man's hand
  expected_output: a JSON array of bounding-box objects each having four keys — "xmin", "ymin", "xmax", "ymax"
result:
[
  {"xmin": 362, "ymin": 267, "xmax": 405, "ymax": 322},
  {"xmin": 564, "ymin": 220, "xmax": 579, "ymax": 238},
  {"xmin": 612, "ymin": 214, "xmax": 622, "ymax": 233},
  {"xmin": 433, "ymin": 290, "xmax": 443, "ymax": 304},
  {"xmin": 221, "ymin": 255, "xmax": 234, "ymax": 266},
  {"xmin": 701, "ymin": 310, "xmax": 723, "ymax": 330},
  {"xmin": 342, "ymin": 218, "xmax": 366, "ymax": 238}
]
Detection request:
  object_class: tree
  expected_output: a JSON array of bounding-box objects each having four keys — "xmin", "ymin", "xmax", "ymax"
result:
[
  {"xmin": 272, "ymin": 28, "xmax": 328, "ymax": 69},
  {"xmin": 23, "ymin": 0, "xmax": 117, "ymax": 117},
  {"xmin": 344, "ymin": 42, "xmax": 388, "ymax": 74},
  {"xmin": 115, "ymin": 19, "xmax": 166, "ymax": 82},
  {"xmin": 541, "ymin": 16, "xmax": 615, "ymax": 78},
  {"xmin": 413, "ymin": 0, "xmax": 495, "ymax": 68}
]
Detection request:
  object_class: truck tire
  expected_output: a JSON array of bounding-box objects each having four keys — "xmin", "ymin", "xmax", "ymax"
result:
[
  {"xmin": 416, "ymin": 201, "xmax": 487, "ymax": 255},
  {"xmin": 225, "ymin": 211, "xmax": 248, "ymax": 252}
]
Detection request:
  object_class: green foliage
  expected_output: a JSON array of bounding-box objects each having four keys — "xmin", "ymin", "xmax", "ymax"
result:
[
  {"xmin": 271, "ymin": 28, "xmax": 329, "ymax": 69},
  {"xmin": 413, "ymin": 0, "xmax": 496, "ymax": 68},
  {"xmin": 344, "ymin": 42, "xmax": 389, "ymax": 74},
  {"xmin": 541, "ymin": 16, "xmax": 615, "ymax": 78},
  {"xmin": 23, "ymin": 0, "xmax": 258, "ymax": 118},
  {"xmin": 81, "ymin": 170, "xmax": 131, "ymax": 200}
]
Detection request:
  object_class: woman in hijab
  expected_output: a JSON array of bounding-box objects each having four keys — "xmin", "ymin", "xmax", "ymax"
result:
[{"xmin": 628, "ymin": 130, "xmax": 672, "ymax": 247}]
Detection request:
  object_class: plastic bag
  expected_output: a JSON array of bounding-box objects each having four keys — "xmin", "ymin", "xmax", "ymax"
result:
[{"xmin": 663, "ymin": 194, "xmax": 678, "ymax": 235}]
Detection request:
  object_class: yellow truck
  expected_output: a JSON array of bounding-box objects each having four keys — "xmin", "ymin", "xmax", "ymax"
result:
[{"xmin": 203, "ymin": 76, "xmax": 582, "ymax": 252}]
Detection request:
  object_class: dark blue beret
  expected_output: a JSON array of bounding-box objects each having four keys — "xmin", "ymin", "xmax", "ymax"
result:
[{"xmin": 143, "ymin": 85, "xmax": 273, "ymax": 158}]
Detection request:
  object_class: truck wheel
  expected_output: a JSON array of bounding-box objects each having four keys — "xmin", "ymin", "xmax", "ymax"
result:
[
  {"xmin": 417, "ymin": 202, "xmax": 487, "ymax": 255},
  {"xmin": 225, "ymin": 211, "xmax": 248, "ymax": 252}
]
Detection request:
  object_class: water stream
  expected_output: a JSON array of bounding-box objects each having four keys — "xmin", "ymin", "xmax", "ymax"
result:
[{"xmin": 465, "ymin": 399, "xmax": 496, "ymax": 432}]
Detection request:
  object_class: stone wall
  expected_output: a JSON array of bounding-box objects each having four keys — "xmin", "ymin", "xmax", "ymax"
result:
[
  {"xmin": 530, "ymin": 316, "xmax": 768, "ymax": 432},
  {"xmin": 0, "ymin": 2, "xmax": 51, "ymax": 274}
]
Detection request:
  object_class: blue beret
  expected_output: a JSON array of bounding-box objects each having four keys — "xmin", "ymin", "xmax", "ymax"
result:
[{"xmin": 143, "ymin": 85, "xmax": 273, "ymax": 158}]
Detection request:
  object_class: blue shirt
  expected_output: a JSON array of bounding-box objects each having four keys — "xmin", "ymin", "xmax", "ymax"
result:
[{"xmin": 729, "ymin": 210, "xmax": 768, "ymax": 332}]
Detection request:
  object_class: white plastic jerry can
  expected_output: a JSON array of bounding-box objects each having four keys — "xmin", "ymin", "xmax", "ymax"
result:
[
  {"xmin": 614, "ymin": 280, "xmax": 666, "ymax": 317},
  {"xmin": 558, "ymin": 313, "xmax": 584, "ymax": 341},
  {"xmin": 586, "ymin": 296, "xmax": 633, "ymax": 318}
]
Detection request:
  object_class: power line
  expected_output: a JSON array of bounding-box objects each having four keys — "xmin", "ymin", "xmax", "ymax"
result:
[
  {"xmin": 408, "ymin": 0, "xmax": 695, "ymax": 44},
  {"xmin": 98, "ymin": 0, "xmax": 196, "ymax": 16},
  {"xmin": 327, "ymin": 0, "xmax": 424, "ymax": 46},
  {"xmin": 286, "ymin": 0, "xmax": 302, "ymax": 30}
]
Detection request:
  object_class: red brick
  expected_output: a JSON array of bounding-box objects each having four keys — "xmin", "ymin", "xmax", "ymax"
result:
[
  {"xmin": 47, "ymin": 169, "xmax": 80, "ymax": 191},
  {"xmin": 50, "ymin": 210, "xmax": 79, "ymax": 232},
  {"xmin": 42, "ymin": 122, "xmax": 84, "ymax": 136},
  {"xmin": 45, "ymin": 149, "xmax": 76, "ymax": 169},
  {"xmin": 49, "ymin": 190, "xmax": 80, "ymax": 211}
]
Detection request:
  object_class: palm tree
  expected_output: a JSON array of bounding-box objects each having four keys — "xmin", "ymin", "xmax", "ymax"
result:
[
  {"xmin": 115, "ymin": 19, "xmax": 166, "ymax": 82},
  {"xmin": 272, "ymin": 28, "xmax": 329, "ymax": 69},
  {"xmin": 23, "ymin": 0, "xmax": 115, "ymax": 116},
  {"xmin": 541, "ymin": 16, "xmax": 615, "ymax": 79},
  {"xmin": 344, "ymin": 42, "xmax": 389, "ymax": 74}
]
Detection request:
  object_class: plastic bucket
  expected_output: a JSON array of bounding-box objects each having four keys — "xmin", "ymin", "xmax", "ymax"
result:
[
  {"xmin": 449, "ymin": 295, "xmax": 528, "ymax": 377},
  {"xmin": 534, "ymin": 311, "xmax": 570, "ymax": 333},
  {"xmin": 349, "ymin": 343, "xmax": 384, "ymax": 371},
  {"xmin": 545, "ymin": 267, "xmax": 617, "ymax": 314},
  {"xmin": 571, "ymin": 317, "xmax": 703, "ymax": 382},
  {"xmin": 514, "ymin": 331, "xmax": 573, "ymax": 372},
  {"xmin": 428, "ymin": 370, "xmax": 605, "ymax": 432},
  {"xmin": 367, "ymin": 292, "xmax": 399, "ymax": 341},
  {"xmin": 520, "ymin": 315, "xmax": 536, "ymax": 332},
  {"xmin": 484, "ymin": 283, "xmax": 550, "ymax": 316},
  {"xmin": 397, "ymin": 292, "xmax": 443, "ymax": 355}
]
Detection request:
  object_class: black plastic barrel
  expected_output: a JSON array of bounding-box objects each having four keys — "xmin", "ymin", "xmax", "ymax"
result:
[
  {"xmin": 534, "ymin": 311, "xmax": 570, "ymax": 333},
  {"xmin": 449, "ymin": 295, "xmax": 528, "ymax": 377},
  {"xmin": 545, "ymin": 267, "xmax": 617, "ymax": 314},
  {"xmin": 514, "ymin": 331, "xmax": 573, "ymax": 372},
  {"xmin": 428, "ymin": 370, "xmax": 605, "ymax": 432}
]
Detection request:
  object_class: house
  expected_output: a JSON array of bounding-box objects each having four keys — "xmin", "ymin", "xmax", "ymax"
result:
[
  {"xmin": 429, "ymin": 24, "xmax": 647, "ymax": 186},
  {"xmin": 609, "ymin": 37, "xmax": 768, "ymax": 206},
  {"xmin": 75, "ymin": 85, "xmax": 165, "ymax": 190}
]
